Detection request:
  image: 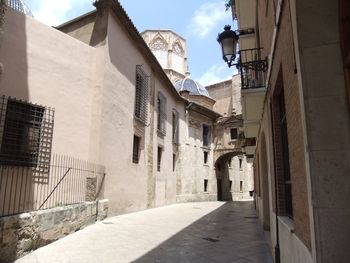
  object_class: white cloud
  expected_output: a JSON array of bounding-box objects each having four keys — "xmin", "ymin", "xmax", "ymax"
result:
[
  {"xmin": 187, "ymin": 2, "xmax": 231, "ymax": 39},
  {"xmin": 197, "ymin": 63, "xmax": 234, "ymax": 86},
  {"xmin": 31, "ymin": 0, "xmax": 91, "ymax": 26}
]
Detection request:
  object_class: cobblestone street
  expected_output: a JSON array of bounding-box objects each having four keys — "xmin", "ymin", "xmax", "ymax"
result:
[{"xmin": 16, "ymin": 202, "xmax": 273, "ymax": 263}]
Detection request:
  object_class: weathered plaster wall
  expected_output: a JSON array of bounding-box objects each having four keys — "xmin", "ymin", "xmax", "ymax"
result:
[{"xmin": 176, "ymin": 111, "xmax": 217, "ymax": 202}]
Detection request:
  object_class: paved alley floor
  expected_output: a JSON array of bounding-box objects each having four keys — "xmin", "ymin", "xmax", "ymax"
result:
[{"xmin": 16, "ymin": 202, "xmax": 273, "ymax": 263}]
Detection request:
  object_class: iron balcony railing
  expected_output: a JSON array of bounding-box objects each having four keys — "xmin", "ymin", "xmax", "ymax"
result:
[{"xmin": 238, "ymin": 48, "xmax": 268, "ymax": 90}]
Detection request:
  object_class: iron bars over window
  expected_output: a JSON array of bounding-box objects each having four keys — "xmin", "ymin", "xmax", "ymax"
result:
[
  {"xmin": 134, "ymin": 65, "xmax": 150, "ymax": 125},
  {"xmin": 0, "ymin": 96, "xmax": 54, "ymax": 175}
]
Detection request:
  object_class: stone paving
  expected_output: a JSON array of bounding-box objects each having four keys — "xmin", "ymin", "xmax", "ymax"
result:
[{"xmin": 15, "ymin": 202, "xmax": 273, "ymax": 263}]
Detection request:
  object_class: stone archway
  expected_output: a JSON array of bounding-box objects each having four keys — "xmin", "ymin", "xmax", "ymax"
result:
[{"xmin": 215, "ymin": 151, "xmax": 244, "ymax": 201}]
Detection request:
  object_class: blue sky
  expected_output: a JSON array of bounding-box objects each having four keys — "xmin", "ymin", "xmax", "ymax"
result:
[{"xmin": 26, "ymin": 0, "xmax": 236, "ymax": 86}]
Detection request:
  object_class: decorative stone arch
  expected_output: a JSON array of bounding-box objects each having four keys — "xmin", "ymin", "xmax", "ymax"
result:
[
  {"xmin": 149, "ymin": 34, "xmax": 168, "ymax": 68},
  {"xmin": 214, "ymin": 150, "xmax": 244, "ymax": 201},
  {"xmin": 259, "ymin": 132, "xmax": 270, "ymax": 230},
  {"xmin": 171, "ymin": 40, "xmax": 184, "ymax": 74}
]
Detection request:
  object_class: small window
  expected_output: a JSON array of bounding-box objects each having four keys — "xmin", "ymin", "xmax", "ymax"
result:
[
  {"xmin": 172, "ymin": 110, "xmax": 179, "ymax": 144},
  {"xmin": 229, "ymin": 180, "xmax": 232, "ymax": 191},
  {"xmin": 202, "ymin": 124, "xmax": 210, "ymax": 146},
  {"xmin": 204, "ymin": 151, "xmax": 209, "ymax": 164},
  {"xmin": 239, "ymin": 158, "xmax": 243, "ymax": 169},
  {"xmin": 132, "ymin": 135, "xmax": 140, "ymax": 163},
  {"xmin": 204, "ymin": 179, "xmax": 208, "ymax": 192},
  {"xmin": 173, "ymin": 154, "xmax": 176, "ymax": 171},
  {"xmin": 157, "ymin": 146, "xmax": 162, "ymax": 172},
  {"xmin": 157, "ymin": 92, "xmax": 167, "ymax": 135},
  {"xmin": 230, "ymin": 128, "xmax": 238, "ymax": 140},
  {"xmin": 240, "ymin": 181, "xmax": 243, "ymax": 192},
  {"xmin": 134, "ymin": 65, "xmax": 149, "ymax": 124}
]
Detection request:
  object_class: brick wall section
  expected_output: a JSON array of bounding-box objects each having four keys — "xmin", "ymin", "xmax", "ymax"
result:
[{"xmin": 258, "ymin": 0, "xmax": 311, "ymax": 250}]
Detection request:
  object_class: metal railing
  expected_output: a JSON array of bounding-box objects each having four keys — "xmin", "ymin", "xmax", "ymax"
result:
[
  {"xmin": 0, "ymin": 153, "xmax": 105, "ymax": 217},
  {"xmin": 238, "ymin": 48, "xmax": 267, "ymax": 89}
]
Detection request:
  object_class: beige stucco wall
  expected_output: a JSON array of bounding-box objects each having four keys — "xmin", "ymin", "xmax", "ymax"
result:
[
  {"xmin": 0, "ymin": 9, "xmax": 96, "ymax": 161},
  {"xmin": 89, "ymin": 12, "xmax": 185, "ymax": 215}
]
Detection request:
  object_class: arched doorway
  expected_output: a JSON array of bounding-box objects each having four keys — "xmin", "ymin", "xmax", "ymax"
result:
[{"xmin": 260, "ymin": 134, "xmax": 270, "ymax": 230}]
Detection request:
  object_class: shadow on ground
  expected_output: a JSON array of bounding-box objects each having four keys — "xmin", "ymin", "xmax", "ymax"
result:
[{"xmin": 133, "ymin": 202, "xmax": 273, "ymax": 263}]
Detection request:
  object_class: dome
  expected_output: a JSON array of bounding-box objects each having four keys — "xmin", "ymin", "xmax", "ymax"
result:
[
  {"xmin": 7, "ymin": 0, "xmax": 34, "ymax": 17},
  {"xmin": 175, "ymin": 77, "xmax": 210, "ymax": 97}
]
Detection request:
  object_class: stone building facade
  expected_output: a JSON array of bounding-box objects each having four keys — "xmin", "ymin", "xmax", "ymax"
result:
[
  {"xmin": 142, "ymin": 29, "xmax": 254, "ymax": 202},
  {"xmin": 231, "ymin": 0, "xmax": 350, "ymax": 262},
  {"xmin": 142, "ymin": 30, "xmax": 189, "ymax": 84}
]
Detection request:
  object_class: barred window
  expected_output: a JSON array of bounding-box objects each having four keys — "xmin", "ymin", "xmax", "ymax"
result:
[
  {"xmin": 157, "ymin": 92, "xmax": 167, "ymax": 135},
  {"xmin": 134, "ymin": 65, "xmax": 149, "ymax": 124},
  {"xmin": 0, "ymin": 96, "xmax": 54, "ymax": 169},
  {"xmin": 172, "ymin": 109, "xmax": 179, "ymax": 144}
]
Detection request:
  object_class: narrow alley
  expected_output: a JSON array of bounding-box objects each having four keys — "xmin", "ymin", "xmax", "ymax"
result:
[{"xmin": 15, "ymin": 202, "xmax": 272, "ymax": 263}]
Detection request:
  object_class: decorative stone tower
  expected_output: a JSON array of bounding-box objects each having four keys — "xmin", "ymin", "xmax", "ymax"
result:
[
  {"xmin": 141, "ymin": 30, "xmax": 189, "ymax": 84},
  {"xmin": 6, "ymin": 0, "xmax": 33, "ymax": 17}
]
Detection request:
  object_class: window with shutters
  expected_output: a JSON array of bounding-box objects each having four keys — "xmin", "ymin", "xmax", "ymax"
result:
[
  {"xmin": 172, "ymin": 109, "xmax": 179, "ymax": 144},
  {"xmin": 134, "ymin": 65, "xmax": 149, "ymax": 124},
  {"xmin": 157, "ymin": 92, "xmax": 167, "ymax": 136},
  {"xmin": 0, "ymin": 96, "xmax": 54, "ymax": 169}
]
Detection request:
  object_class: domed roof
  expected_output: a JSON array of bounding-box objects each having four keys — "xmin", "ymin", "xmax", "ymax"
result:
[
  {"xmin": 7, "ymin": 0, "xmax": 34, "ymax": 17},
  {"xmin": 175, "ymin": 77, "xmax": 210, "ymax": 97}
]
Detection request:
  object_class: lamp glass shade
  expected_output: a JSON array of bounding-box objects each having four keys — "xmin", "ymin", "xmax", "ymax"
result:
[{"xmin": 217, "ymin": 25, "xmax": 238, "ymax": 66}]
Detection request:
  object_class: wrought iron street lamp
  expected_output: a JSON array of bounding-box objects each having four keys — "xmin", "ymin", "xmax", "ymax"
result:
[{"xmin": 217, "ymin": 25, "xmax": 239, "ymax": 67}]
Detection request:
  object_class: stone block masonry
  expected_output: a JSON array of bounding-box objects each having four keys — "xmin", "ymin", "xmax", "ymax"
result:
[{"xmin": 0, "ymin": 200, "xmax": 108, "ymax": 262}]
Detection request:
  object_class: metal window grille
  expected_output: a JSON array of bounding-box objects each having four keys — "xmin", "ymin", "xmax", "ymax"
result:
[
  {"xmin": 172, "ymin": 109, "xmax": 179, "ymax": 144},
  {"xmin": 132, "ymin": 135, "xmax": 140, "ymax": 164},
  {"xmin": 0, "ymin": 96, "xmax": 54, "ymax": 175},
  {"xmin": 134, "ymin": 65, "xmax": 149, "ymax": 124},
  {"xmin": 7, "ymin": 0, "xmax": 34, "ymax": 17},
  {"xmin": 157, "ymin": 92, "xmax": 167, "ymax": 135}
]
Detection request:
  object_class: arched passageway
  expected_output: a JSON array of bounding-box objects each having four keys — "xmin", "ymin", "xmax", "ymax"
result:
[{"xmin": 215, "ymin": 151, "xmax": 244, "ymax": 201}]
